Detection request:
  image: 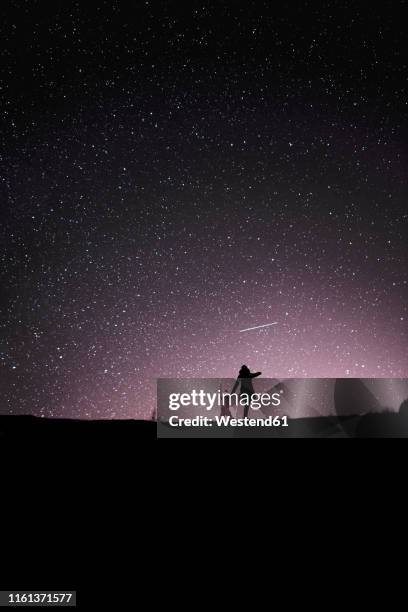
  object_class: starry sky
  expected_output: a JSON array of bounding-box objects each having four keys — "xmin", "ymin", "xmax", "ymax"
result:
[{"xmin": 1, "ymin": 1, "xmax": 407, "ymax": 419}]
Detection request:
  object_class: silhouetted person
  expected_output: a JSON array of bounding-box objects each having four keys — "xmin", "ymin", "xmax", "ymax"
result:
[{"xmin": 231, "ymin": 365, "xmax": 261, "ymax": 418}]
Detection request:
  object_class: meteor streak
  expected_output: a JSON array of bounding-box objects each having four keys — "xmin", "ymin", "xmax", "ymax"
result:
[{"xmin": 239, "ymin": 322, "xmax": 278, "ymax": 333}]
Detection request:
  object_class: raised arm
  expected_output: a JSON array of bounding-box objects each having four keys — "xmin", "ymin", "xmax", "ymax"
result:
[{"xmin": 250, "ymin": 371, "xmax": 262, "ymax": 378}]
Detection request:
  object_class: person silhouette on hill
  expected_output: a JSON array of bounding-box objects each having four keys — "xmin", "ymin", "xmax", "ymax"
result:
[{"xmin": 231, "ymin": 364, "xmax": 262, "ymax": 418}]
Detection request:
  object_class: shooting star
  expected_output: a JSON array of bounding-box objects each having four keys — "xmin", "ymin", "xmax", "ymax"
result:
[{"xmin": 239, "ymin": 322, "xmax": 278, "ymax": 333}]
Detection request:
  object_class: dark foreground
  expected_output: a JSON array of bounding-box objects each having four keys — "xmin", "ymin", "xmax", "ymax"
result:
[
  {"xmin": 0, "ymin": 415, "xmax": 156, "ymax": 444},
  {"xmin": 1, "ymin": 412, "xmax": 408, "ymax": 440}
]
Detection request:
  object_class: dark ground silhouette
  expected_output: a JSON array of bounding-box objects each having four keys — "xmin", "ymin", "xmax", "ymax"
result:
[
  {"xmin": 355, "ymin": 403, "xmax": 408, "ymax": 438},
  {"xmin": 0, "ymin": 415, "xmax": 155, "ymax": 445},
  {"xmin": 1, "ymin": 401, "xmax": 408, "ymax": 440}
]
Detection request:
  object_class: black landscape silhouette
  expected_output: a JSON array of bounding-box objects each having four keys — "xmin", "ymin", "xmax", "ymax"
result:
[
  {"xmin": 0, "ymin": 415, "xmax": 156, "ymax": 445},
  {"xmin": 2, "ymin": 399, "xmax": 408, "ymax": 440}
]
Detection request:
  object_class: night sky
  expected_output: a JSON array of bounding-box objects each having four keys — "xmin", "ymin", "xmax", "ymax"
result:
[{"xmin": 1, "ymin": 1, "xmax": 407, "ymax": 419}]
